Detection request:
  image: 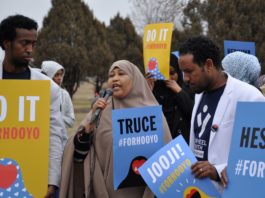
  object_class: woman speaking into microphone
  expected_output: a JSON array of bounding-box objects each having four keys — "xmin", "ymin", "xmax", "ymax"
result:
[{"xmin": 59, "ymin": 60, "xmax": 172, "ymax": 198}]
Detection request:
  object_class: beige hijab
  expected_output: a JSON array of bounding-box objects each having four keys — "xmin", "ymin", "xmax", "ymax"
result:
[{"xmin": 60, "ymin": 60, "xmax": 172, "ymax": 198}]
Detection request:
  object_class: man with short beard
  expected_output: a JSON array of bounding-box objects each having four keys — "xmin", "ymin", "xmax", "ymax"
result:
[
  {"xmin": 0, "ymin": 15, "xmax": 67, "ymax": 198},
  {"xmin": 178, "ymin": 36, "xmax": 265, "ymax": 194}
]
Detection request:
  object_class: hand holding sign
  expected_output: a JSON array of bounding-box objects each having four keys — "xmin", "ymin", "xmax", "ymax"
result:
[
  {"xmin": 220, "ymin": 167, "xmax": 228, "ymax": 188},
  {"xmin": 191, "ymin": 161, "xmax": 220, "ymax": 181},
  {"xmin": 139, "ymin": 136, "xmax": 221, "ymax": 198}
]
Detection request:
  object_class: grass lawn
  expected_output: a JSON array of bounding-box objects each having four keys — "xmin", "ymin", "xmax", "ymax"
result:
[{"xmin": 67, "ymin": 81, "xmax": 95, "ymax": 136}]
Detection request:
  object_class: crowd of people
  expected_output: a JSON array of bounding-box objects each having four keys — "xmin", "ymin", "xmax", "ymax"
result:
[{"xmin": 1, "ymin": 14, "xmax": 265, "ymax": 198}]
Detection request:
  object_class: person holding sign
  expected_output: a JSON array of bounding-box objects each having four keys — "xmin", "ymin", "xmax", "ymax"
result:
[
  {"xmin": 178, "ymin": 36, "xmax": 265, "ymax": 193},
  {"xmin": 146, "ymin": 53, "xmax": 194, "ymax": 142},
  {"xmin": 60, "ymin": 60, "xmax": 172, "ymax": 198},
  {"xmin": 0, "ymin": 15, "xmax": 67, "ymax": 197}
]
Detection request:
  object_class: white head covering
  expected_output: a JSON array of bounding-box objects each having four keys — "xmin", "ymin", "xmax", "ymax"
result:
[
  {"xmin": 222, "ymin": 51, "xmax": 261, "ymax": 84},
  {"xmin": 41, "ymin": 61, "xmax": 65, "ymax": 84}
]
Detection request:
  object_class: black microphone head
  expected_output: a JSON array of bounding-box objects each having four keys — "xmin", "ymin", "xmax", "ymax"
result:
[
  {"xmin": 90, "ymin": 88, "xmax": 113, "ymax": 124},
  {"xmin": 105, "ymin": 88, "xmax": 113, "ymax": 96},
  {"xmin": 99, "ymin": 89, "xmax": 106, "ymax": 97}
]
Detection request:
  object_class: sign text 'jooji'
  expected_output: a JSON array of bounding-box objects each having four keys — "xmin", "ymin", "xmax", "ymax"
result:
[{"xmin": 139, "ymin": 136, "xmax": 221, "ymax": 198}]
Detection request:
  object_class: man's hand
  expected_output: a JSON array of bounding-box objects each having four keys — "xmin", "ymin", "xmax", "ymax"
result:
[
  {"xmin": 44, "ymin": 185, "xmax": 57, "ymax": 198},
  {"xmin": 191, "ymin": 161, "xmax": 219, "ymax": 181},
  {"xmin": 221, "ymin": 167, "xmax": 228, "ymax": 187},
  {"xmin": 145, "ymin": 72, "xmax": 155, "ymax": 91}
]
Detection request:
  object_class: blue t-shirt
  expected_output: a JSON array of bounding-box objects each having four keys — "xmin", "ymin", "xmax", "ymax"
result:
[
  {"xmin": 193, "ymin": 85, "xmax": 226, "ymax": 161},
  {"xmin": 3, "ymin": 67, "xmax": 30, "ymax": 79}
]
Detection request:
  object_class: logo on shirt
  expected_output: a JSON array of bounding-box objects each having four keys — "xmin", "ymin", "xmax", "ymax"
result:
[{"xmin": 196, "ymin": 105, "xmax": 211, "ymax": 138}]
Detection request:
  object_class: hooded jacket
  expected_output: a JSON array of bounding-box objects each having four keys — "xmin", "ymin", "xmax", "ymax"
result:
[{"xmin": 41, "ymin": 61, "xmax": 75, "ymax": 128}]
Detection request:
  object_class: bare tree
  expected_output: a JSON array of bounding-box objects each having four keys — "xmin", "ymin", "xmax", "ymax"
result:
[{"xmin": 130, "ymin": 0, "xmax": 187, "ymax": 34}]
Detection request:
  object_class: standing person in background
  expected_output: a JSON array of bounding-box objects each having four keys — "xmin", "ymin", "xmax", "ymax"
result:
[
  {"xmin": 42, "ymin": 61, "xmax": 75, "ymax": 129},
  {"xmin": 59, "ymin": 60, "xmax": 172, "ymax": 198},
  {"xmin": 178, "ymin": 36, "xmax": 265, "ymax": 193},
  {"xmin": 256, "ymin": 74, "xmax": 265, "ymax": 95},
  {"xmin": 222, "ymin": 51, "xmax": 261, "ymax": 90},
  {"xmin": 146, "ymin": 53, "xmax": 194, "ymax": 142},
  {"xmin": 0, "ymin": 14, "xmax": 67, "ymax": 197},
  {"xmin": 260, "ymin": 81, "xmax": 265, "ymax": 95}
]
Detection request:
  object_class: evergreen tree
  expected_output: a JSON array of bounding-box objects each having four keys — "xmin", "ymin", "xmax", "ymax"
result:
[
  {"xmin": 84, "ymin": 17, "xmax": 114, "ymax": 86},
  {"xmin": 34, "ymin": 0, "xmax": 90, "ymax": 97},
  {"xmin": 171, "ymin": 0, "xmax": 203, "ymax": 51},
  {"xmin": 107, "ymin": 14, "xmax": 143, "ymax": 72},
  {"xmin": 34, "ymin": 0, "xmax": 113, "ymax": 97},
  {"xmin": 198, "ymin": 0, "xmax": 265, "ymax": 72}
]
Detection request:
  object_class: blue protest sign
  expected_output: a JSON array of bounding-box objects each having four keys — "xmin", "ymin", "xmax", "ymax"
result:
[
  {"xmin": 139, "ymin": 135, "xmax": 221, "ymax": 198},
  {"xmin": 224, "ymin": 40, "xmax": 255, "ymax": 56},
  {"xmin": 223, "ymin": 102, "xmax": 265, "ymax": 198},
  {"xmin": 112, "ymin": 106, "xmax": 164, "ymax": 190}
]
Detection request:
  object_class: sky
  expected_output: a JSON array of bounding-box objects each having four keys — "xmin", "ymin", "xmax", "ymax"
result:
[{"xmin": 0, "ymin": 0, "xmax": 131, "ymax": 60}]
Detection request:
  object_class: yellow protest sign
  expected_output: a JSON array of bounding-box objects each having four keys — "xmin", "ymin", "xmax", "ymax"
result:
[
  {"xmin": 143, "ymin": 23, "xmax": 174, "ymax": 80},
  {"xmin": 0, "ymin": 80, "xmax": 50, "ymax": 197}
]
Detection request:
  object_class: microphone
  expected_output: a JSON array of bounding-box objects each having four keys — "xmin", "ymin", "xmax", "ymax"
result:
[
  {"xmin": 90, "ymin": 88, "xmax": 113, "ymax": 124},
  {"xmin": 98, "ymin": 89, "xmax": 106, "ymax": 98}
]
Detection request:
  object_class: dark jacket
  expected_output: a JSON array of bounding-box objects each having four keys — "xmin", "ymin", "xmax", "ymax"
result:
[
  {"xmin": 152, "ymin": 53, "xmax": 194, "ymax": 143},
  {"xmin": 153, "ymin": 81, "xmax": 193, "ymax": 143}
]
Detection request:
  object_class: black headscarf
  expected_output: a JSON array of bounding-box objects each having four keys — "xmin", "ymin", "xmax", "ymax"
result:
[{"xmin": 170, "ymin": 53, "xmax": 184, "ymax": 86}]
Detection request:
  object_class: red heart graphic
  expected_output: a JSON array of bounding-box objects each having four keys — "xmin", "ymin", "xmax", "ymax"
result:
[
  {"xmin": 0, "ymin": 164, "xmax": 18, "ymax": 189},
  {"xmin": 132, "ymin": 159, "xmax": 146, "ymax": 175},
  {"xmin": 148, "ymin": 60, "xmax": 157, "ymax": 70},
  {"xmin": 186, "ymin": 189, "xmax": 198, "ymax": 198}
]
